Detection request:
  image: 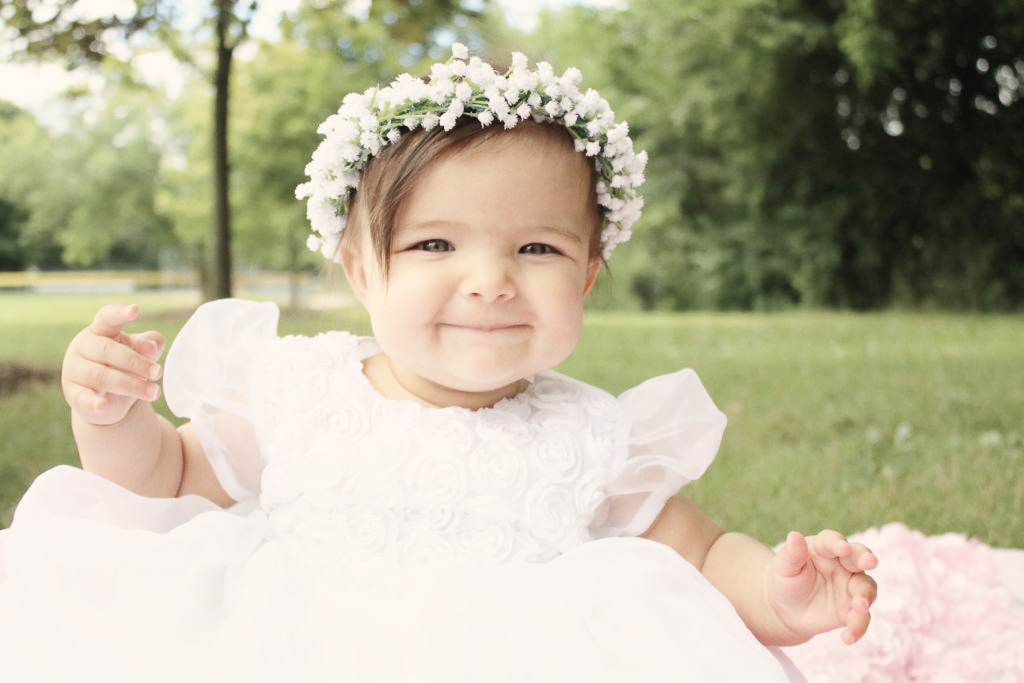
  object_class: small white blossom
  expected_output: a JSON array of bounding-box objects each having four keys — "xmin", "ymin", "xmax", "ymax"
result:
[
  {"xmin": 451, "ymin": 42, "xmax": 469, "ymax": 60},
  {"xmin": 454, "ymin": 82, "xmax": 473, "ymax": 102},
  {"xmin": 439, "ymin": 111, "xmax": 457, "ymax": 130}
]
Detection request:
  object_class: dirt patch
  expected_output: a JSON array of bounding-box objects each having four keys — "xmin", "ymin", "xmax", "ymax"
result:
[{"xmin": 0, "ymin": 364, "xmax": 59, "ymax": 398}]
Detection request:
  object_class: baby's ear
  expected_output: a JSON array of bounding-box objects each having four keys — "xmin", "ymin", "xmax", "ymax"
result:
[
  {"xmin": 340, "ymin": 244, "xmax": 370, "ymax": 306},
  {"xmin": 583, "ymin": 257, "xmax": 602, "ymax": 296}
]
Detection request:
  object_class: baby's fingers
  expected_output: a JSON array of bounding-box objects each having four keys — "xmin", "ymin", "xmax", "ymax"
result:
[
  {"xmin": 842, "ymin": 607, "xmax": 872, "ymax": 645},
  {"xmin": 76, "ymin": 330, "xmax": 163, "ymax": 384},
  {"xmin": 88, "ymin": 303, "xmax": 141, "ymax": 342},
  {"xmin": 841, "ymin": 567, "xmax": 877, "ymax": 644},
  {"xmin": 131, "ymin": 330, "xmax": 166, "ymax": 363},
  {"xmin": 849, "ymin": 570, "xmax": 878, "ymax": 614},
  {"xmin": 810, "ymin": 532, "xmax": 877, "ymax": 572}
]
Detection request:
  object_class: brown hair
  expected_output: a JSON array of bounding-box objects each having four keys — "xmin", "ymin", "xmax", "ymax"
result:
[{"xmin": 338, "ymin": 117, "xmax": 602, "ymax": 275}]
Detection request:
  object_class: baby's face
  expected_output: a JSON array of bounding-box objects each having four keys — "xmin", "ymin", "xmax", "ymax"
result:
[{"xmin": 348, "ymin": 131, "xmax": 600, "ymax": 408}]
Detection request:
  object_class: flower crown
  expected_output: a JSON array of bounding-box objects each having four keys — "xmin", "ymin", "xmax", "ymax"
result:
[{"xmin": 296, "ymin": 43, "xmax": 647, "ymax": 261}]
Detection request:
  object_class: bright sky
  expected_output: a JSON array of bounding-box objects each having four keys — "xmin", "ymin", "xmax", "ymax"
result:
[{"xmin": 0, "ymin": 0, "xmax": 624, "ymax": 120}]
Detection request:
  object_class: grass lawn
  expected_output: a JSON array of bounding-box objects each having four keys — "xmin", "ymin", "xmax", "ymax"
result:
[{"xmin": 2, "ymin": 291, "xmax": 1022, "ymax": 549}]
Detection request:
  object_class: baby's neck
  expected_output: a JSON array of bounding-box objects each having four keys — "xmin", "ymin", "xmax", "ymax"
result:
[{"xmin": 361, "ymin": 354, "xmax": 528, "ymax": 410}]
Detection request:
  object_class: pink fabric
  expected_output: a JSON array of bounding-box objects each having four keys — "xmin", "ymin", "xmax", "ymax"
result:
[{"xmin": 784, "ymin": 523, "xmax": 1024, "ymax": 681}]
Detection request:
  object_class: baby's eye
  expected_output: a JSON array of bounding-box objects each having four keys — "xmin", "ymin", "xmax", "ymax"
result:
[
  {"xmin": 414, "ymin": 239, "xmax": 453, "ymax": 253},
  {"xmin": 520, "ymin": 243, "xmax": 560, "ymax": 255}
]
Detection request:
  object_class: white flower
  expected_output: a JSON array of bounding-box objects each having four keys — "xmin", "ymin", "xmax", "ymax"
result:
[
  {"xmin": 470, "ymin": 440, "xmax": 527, "ymax": 495},
  {"xmin": 477, "ymin": 409, "xmax": 533, "ymax": 443},
  {"xmin": 342, "ymin": 505, "xmax": 399, "ymax": 554},
  {"xmin": 454, "ymin": 81, "xmax": 473, "ymax": 102},
  {"xmin": 524, "ymin": 481, "xmax": 579, "ymax": 542},
  {"xmin": 530, "ymin": 432, "xmax": 583, "ymax": 483},
  {"xmin": 439, "ymin": 110, "xmax": 458, "ymax": 131},
  {"xmin": 298, "ymin": 44, "xmax": 646, "ymax": 260},
  {"xmin": 407, "ymin": 452, "xmax": 467, "ymax": 506}
]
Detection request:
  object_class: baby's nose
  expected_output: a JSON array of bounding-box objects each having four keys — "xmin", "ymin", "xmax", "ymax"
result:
[{"xmin": 461, "ymin": 258, "xmax": 516, "ymax": 302}]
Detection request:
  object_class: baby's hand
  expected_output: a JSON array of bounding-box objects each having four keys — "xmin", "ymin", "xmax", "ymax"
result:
[
  {"xmin": 767, "ymin": 530, "xmax": 878, "ymax": 645},
  {"xmin": 61, "ymin": 304, "xmax": 165, "ymax": 426}
]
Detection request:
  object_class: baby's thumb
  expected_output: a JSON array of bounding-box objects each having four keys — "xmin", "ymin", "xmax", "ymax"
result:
[{"xmin": 773, "ymin": 531, "xmax": 810, "ymax": 578}]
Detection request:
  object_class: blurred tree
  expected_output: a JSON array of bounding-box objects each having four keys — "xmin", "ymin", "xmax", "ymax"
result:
[
  {"xmin": 0, "ymin": 100, "xmax": 61, "ymax": 269},
  {"xmin": 538, "ymin": 0, "xmax": 1024, "ymax": 310},
  {"xmin": 0, "ymin": 0, "xmax": 252, "ymax": 297},
  {"xmin": 12, "ymin": 87, "xmax": 174, "ymax": 268},
  {"xmin": 1, "ymin": 0, "xmax": 492, "ymax": 299}
]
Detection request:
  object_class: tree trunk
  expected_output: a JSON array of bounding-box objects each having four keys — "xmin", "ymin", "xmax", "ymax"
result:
[{"xmin": 212, "ymin": 0, "xmax": 234, "ymax": 300}]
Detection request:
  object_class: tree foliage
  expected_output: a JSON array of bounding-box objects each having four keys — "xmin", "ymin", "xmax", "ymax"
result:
[
  {"xmin": 2, "ymin": 1, "xmax": 1021, "ymax": 310},
  {"xmin": 2, "ymin": 0, "xmax": 491, "ymax": 296},
  {"xmin": 0, "ymin": 101, "xmax": 57, "ymax": 269},
  {"xmin": 539, "ymin": 0, "xmax": 1024, "ymax": 310},
  {"xmin": 2, "ymin": 88, "xmax": 173, "ymax": 268}
]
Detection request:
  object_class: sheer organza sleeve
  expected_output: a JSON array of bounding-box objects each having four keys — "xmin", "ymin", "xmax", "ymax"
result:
[
  {"xmin": 591, "ymin": 369, "xmax": 728, "ymax": 538},
  {"xmin": 162, "ymin": 299, "xmax": 280, "ymax": 503}
]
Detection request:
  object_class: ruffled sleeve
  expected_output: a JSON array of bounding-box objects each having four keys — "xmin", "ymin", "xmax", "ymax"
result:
[
  {"xmin": 590, "ymin": 369, "xmax": 727, "ymax": 538},
  {"xmin": 162, "ymin": 298, "xmax": 280, "ymax": 503}
]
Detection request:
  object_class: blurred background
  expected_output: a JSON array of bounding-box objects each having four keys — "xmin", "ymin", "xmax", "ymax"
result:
[
  {"xmin": 1, "ymin": 0, "xmax": 1021, "ymax": 311},
  {"xmin": 0, "ymin": 1, "xmax": 1022, "ymax": 544}
]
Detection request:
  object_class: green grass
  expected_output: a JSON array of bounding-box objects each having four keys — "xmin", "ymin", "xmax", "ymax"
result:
[{"xmin": 2, "ymin": 292, "xmax": 1022, "ymax": 549}]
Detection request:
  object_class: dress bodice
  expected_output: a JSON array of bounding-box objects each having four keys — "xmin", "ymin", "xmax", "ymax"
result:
[
  {"xmin": 162, "ymin": 299, "xmax": 728, "ymax": 570},
  {"xmin": 249, "ymin": 331, "xmax": 622, "ymax": 568}
]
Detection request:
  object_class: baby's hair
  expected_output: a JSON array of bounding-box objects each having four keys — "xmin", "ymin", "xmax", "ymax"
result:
[{"xmin": 338, "ymin": 117, "xmax": 602, "ymax": 275}]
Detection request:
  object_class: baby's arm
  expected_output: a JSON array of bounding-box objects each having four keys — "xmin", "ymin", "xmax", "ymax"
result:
[
  {"xmin": 61, "ymin": 304, "xmax": 233, "ymax": 506},
  {"xmin": 642, "ymin": 493, "xmax": 877, "ymax": 646}
]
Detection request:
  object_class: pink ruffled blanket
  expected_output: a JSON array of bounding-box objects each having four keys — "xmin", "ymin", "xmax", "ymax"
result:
[{"xmin": 783, "ymin": 523, "xmax": 1024, "ymax": 681}]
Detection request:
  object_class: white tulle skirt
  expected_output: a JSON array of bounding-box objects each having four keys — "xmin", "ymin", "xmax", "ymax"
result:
[{"xmin": 0, "ymin": 467, "xmax": 801, "ymax": 682}]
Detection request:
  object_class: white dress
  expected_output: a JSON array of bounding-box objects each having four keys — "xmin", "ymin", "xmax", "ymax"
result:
[{"xmin": 0, "ymin": 299, "xmax": 800, "ymax": 682}]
